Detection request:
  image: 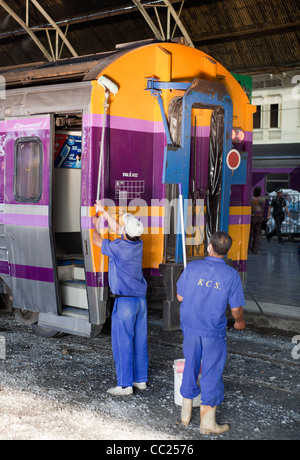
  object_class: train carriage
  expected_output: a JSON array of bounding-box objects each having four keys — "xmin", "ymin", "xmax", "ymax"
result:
[{"xmin": 0, "ymin": 41, "xmax": 255, "ymax": 336}]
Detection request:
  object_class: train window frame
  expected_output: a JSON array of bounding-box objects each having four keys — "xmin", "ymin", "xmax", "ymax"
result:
[{"xmin": 14, "ymin": 136, "xmax": 43, "ymax": 203}]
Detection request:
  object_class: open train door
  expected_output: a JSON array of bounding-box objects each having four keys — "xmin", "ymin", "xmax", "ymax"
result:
[{"xmin": 4, "ymin": 115, "xmax": 60, "ymax": 315}]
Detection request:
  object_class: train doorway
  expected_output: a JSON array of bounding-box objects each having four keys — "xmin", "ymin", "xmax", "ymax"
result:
[{"xmin": 52, "ymin": 114, "xmax": 87, "ymax": 314}]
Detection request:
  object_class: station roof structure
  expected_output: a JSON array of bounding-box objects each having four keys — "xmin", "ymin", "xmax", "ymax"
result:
[{"xmin": 0, "ymin": 0, "xmax": 299, "ymax": 76}]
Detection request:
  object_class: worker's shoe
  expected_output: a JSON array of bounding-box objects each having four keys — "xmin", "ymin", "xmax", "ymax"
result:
[
  {"xmin": 181, "ymin": 397, "xmax": 193, "ymax": 426},
  {"xmin": 133, "ymin": 382, "xmax": 147, "ymax": 390},
  {"xmin": 107, "ymin": 386, "xmax": 133, "ymax": 396},
  {"xmin": 200, "ymin": 405, "xmax": 229, "ymax": 435}
]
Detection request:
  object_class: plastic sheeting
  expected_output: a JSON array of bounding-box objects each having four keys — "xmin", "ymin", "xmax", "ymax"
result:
[
  {"xmin": 267, "ymin": 189, "xmax": 300, "ymax": 234},
  {"xmin": 206, "ymin": 107, "xmax": 224, "ymax": 241},
  {"xmin": 168, "ymin": 96, "xmax": 183, "ymax": 147}
]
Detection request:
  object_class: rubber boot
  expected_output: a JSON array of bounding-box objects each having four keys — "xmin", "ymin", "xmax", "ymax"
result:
[
  {"xmin": 181, "ymin": 397, "xmax": 193, "ymax": 425},
  {"xmin": 200, "ymin": 405, "xmax": 229, "ymax": 434}
]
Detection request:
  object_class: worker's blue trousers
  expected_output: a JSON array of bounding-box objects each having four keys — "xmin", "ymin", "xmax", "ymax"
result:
[
  {"xmin": 111, "ymin": 296, "xmax": 148, "ymax": 387},
  {"xmin": 180, "ymin": 330, "xmax": 227, "ymax": 407}
]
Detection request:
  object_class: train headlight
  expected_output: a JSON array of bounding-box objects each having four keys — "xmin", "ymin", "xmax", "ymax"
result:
[
  {"xmin": 232, "ymin": 128, "xmax": 245, "ymax": 142},
  {"xmin": 237, "ymin": 129, "xmax": 245, "ymax": 141}
]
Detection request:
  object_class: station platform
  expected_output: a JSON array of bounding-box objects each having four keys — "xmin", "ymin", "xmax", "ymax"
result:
[{"xmin": 243, "ymin": 236, "xmax": 300, "ymax": 335}]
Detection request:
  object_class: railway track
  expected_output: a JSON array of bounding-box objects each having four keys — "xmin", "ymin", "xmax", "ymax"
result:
[
  {"xmin": 47, "ymin": 320, "xmax": 300, "ymax": 399},
  {"xmin": 1, "ymin": 311, "xmax": 299, "ymax": 368},
  {"xmin": 0, "ymin": 311, "xmax": 299, "ymax": 440},
  {"xmin": 1, "ymin": 311, "xmax": 299, "ymax": 396}
]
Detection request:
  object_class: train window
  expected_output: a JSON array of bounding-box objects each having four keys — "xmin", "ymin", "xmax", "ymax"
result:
[
  {"xmin": 14, "ymin": 137, "xmax": 43, "ymax": 203},
  {"xmin": 266, "ymin": 173, "xmax": 289, "ymax": 194}
]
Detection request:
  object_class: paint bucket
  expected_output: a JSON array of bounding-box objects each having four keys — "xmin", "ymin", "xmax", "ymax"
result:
[{"xmin": 173, "ymin": 359, "xmax": 201, "ymax": 407}]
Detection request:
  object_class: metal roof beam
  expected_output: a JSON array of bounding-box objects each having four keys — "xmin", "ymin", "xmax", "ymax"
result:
[
  {"xmin": 162, "ymin": 0, "xmax": 194, "ymax": 47},
  {"xmin": 132, "ymin": 0, "xmax": 194, "ymax": 46},
  {"xmin": 193, "ymin": 21, "xmax": 300, "ymax": 43},
  {"xmin": 132, "ymin": 0, "xmax": 164, "ymax": 40},
  {"xmin": 0, "ymin": 0, "xmax": 53, "ymax": 61},
  {"xmin": 30, "ymin": 0, "xmax": 78, "ymax": 58},
  {"xmin": 0, "ymin": 1, "xmax": 185, "ymax": 41}
]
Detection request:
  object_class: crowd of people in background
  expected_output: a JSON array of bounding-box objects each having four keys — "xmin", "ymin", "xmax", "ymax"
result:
[{"xmin": 248, "ymin": 187, "xmax": 295, "ymax": 254}]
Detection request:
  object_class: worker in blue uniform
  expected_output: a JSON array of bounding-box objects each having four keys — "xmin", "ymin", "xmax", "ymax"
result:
[
  {"xmin": 92, "ymin": 201, "xmax": 148, "ymax": 396},
  {"xmin": 176, "ymin": 231, "xmax": 245, "ymax": 434}
]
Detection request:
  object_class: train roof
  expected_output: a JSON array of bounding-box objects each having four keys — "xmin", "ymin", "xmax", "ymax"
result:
[
  {"xmin": 0, "ymin": 39, "xmax": 161, "ymax": 90},
  {"xmin": 1, "ymin": 51, "xmax": 118, "ymax": 89}
]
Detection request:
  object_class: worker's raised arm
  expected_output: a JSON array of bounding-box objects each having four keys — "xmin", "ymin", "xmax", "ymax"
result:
[
  {"xmin": 95, "ymin": 201, "xmax": 123, "ymax": 235},
  {"xmin": 92, "ymin": 216, "xmax": 104, "ymax": 248}
]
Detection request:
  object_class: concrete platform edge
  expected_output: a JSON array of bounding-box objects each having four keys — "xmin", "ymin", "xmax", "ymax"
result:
[{"xmin": 244, "ymin": 300, "xmax": 300, "ymax": 335}]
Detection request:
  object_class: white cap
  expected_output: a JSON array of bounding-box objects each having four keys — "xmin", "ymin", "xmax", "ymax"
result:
[{"xmin": 122, "ymin": 213, "xmax": 144, "ymax": 238}]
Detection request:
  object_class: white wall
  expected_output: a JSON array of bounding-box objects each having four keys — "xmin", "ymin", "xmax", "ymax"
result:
[{"xmin": 252, "ymin": 72, "xmax": 300, "ymax": 145}]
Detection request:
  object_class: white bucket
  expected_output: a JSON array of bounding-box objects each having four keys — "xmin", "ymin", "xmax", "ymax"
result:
[{"xmin": 173, "ymin": 359, "xmax": 201, "ymax": 407}]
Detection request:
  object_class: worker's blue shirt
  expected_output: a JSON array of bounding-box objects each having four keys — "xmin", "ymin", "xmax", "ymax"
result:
[
  {"xmin": 177, "ymin": 257, "xmax": 245, "ymax": 337},
  {"xmin": 101, "ymin": 237, "xmax": 147, "ymax": 297}
]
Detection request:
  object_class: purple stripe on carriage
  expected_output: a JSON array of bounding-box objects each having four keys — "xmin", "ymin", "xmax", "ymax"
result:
[{"xmin": 9, "ymin": 264, "xmax": 54, "ymax": 282}]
